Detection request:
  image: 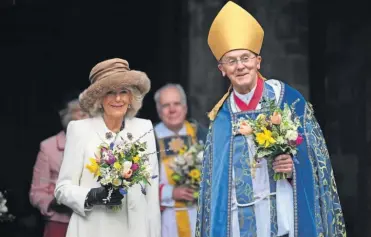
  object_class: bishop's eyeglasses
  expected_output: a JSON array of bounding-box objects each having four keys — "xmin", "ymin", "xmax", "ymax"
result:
[{"xmin": 219, "ymin": 55, "xmax": 257, "ymax": 67}]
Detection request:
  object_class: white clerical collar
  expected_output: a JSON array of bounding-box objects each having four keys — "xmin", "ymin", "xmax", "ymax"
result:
[
  {"xmin": 233, "ymin": 83, "xmax": 257, "ymax": 105},
  {"xmin": 154, "ymin": 122, "xmax": 187, "ymax": 138}
]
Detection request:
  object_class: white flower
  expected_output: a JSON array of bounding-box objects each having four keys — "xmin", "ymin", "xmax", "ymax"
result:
[
  {"xmin": 183, "ymin": 154, "xmax": 194, "ymax": 166},
  {"xmin": 275, "ymin": 136, "xmax": 285, "ymax": 145},
  {"xmin": 175, "ymin": 156, "xmax": 186, "ymax": 166},
  {"xmin": 123, "ymin": 180, "xmax": 131, "ymax": 187},
  {"xmin": 102, "ymin": 152, "xmax": 110, "ymax": 161},
  {"xmin": 0, "ymin": 200, "xmax": 8, "ymax": 213},
  {"xmin": 285, "ymin": 130, "xmax": 298, "ymax": 141},
  {"xmin": 197, "ymin": 151, "xmax": 204, "ymax": 162},
  {"xmin": 143, "ymin": 161, "xmax": 153, "ymax": 176},
  {"xmin": 145, "ymin": 165, "xmax": 153, "ymax": 175},
  {"xmin": 188, "ymin": 146, "xmax": 197, "ymax": 153},
  {"xmin": 122, "ymin": 161, "xmax": 133, "ymax": 174}
]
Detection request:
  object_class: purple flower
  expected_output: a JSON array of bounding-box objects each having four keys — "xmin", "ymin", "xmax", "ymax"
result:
[
  {"xmin": 139, "ymin": 183, "xmax": 146, "ymax": 195},
  {"xmin": 131, "ymin": 163, "xmax": 139, "ymax": 171},
  {"xmin": 106, "ymin": 154, "xmax": 116, "ymax": 165},
  {"xmin": 119, "ymin": 188, "xmax": 127, "ymax": 196}
]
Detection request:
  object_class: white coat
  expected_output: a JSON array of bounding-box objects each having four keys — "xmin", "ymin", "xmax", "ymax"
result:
[{"xmin": 55, "ymin": 116, "xmax": 161, "ymax": 237}]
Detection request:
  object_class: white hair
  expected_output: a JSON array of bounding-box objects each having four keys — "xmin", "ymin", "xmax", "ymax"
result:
[
  {"xmin": 154, "ymin": 83, "xmax": 187, "ymax": 112},
  {"xmin": 59, "ymin": 99, "xmax": 80, "ymax": 129},
  {"xmin": 89, "ymin": 86, "xmax": 143, "ymax": 118}
]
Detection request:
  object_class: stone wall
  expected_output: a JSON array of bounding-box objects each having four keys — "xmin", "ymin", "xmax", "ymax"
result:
[
  {"xmin": 187, "ymin": 0, "xmax": 227, "ymax": 126},
  {"xmin": 0, "ymin": 0, "xmax": 15, "ymax": 8},
  {"xmin": 321, "ymin": 5, "xmax": 370, "ymax": 236},
  {"xmin": 237, "ymin": 0, "xmax": 309, "ymax": 99}
]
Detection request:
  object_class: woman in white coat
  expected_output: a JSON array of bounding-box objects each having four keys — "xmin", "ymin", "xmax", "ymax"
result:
[{"xmin": 54, "ymin": 58, "xmax": 161, "ymax": 237}]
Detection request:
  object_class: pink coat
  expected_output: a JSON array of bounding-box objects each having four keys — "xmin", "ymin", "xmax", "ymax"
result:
[{"xmin": 30, "ymin": 131, "xmax": 70, "ymax": 223}]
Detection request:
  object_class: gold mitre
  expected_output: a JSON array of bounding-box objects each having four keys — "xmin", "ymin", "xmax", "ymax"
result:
[{"xmin": 208, "ymin": 1, "xmax": 264, "ymax": 60}]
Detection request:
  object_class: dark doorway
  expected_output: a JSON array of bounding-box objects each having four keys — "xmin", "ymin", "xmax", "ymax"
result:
[{"xmin": 0, "ymin": 1, "xmax": 186, "ymax": 236}]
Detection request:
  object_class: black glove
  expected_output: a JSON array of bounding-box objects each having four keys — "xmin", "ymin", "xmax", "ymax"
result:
[
  {"xmin": 48, "ymin": 198, "xmax": 72, "ymax": 214},
  {"xmin": 85, "ymin": 187, "xmax": 123, "ymax": 207}
]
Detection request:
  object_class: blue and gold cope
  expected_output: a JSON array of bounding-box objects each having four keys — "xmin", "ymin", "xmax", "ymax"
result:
[{"xmin": 195, "ymin": 80, "xmax": 346, "ymax": 237}]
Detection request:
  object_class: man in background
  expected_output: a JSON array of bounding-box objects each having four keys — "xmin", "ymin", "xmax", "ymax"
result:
[{"xmin": 154, "ymin": 83, "xmax": 207, "ymax": 237}]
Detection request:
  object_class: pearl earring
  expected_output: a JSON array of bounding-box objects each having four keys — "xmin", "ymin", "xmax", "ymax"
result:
[{"xmin": 128, "ymin": 104, "xmax": 131, "ymax": 108}]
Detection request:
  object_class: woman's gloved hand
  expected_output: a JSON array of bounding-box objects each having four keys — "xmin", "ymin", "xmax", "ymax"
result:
[{"xmin": 85, "ymin": 187, "xmax": 123, "ymax": 207}]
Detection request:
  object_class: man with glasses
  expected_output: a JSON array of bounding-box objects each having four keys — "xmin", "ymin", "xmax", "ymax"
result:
[
  {"xmin": 196, "ymin": 2, "xmax": 346, "ymax": 237},
  {"xmin": 153, "ymin": 83, "xmax": 208, "ymax": 237}
]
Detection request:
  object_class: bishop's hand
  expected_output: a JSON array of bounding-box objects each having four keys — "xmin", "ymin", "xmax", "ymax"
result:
[{"xmin": 272, "ymin": 154, "xmax": 293, "ymax": 176}]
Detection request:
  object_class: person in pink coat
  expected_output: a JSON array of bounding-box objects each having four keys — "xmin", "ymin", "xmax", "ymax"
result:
[{"xmin": 29, "ymin": 91, "xmax": 88, "ymax": 237}]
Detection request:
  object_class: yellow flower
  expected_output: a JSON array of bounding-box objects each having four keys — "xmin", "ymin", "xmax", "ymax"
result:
[
  {"xmin": 189, "ymin": 169, "xmax": 201, "ymax": 179},
  {"xmin": 256, "ymin": 114, "xmax": 267, "ymax": 121},
  {"xmin": 113, "ymin": 162, "xmax": 121, "ymax": 170},
  {"xmin": 132, "ymin": 156, "xmax": 140, "ymax": 163},
  {"xmin": 178, "ymin": 145, "xmax": 188, "ymax": 155},
  {"xmin": 256, "ymin": 128, "xmax": 276, "ymax": 148},
  {"xmin": 86, "ymin": 158, "xmax": 100, "ymax": 177}
]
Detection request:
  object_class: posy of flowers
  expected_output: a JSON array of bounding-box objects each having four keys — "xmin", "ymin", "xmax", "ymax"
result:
[
  {"xmin": 0, "ymin": 191, "xmax": 15, "ymax": 222},
  {"xmin": 86, "ymin": 130, "xmax": 157, "ymax": 210},
  {"xmin": 233, "ymin": 99, "xmax": 303, "ymax": 181},
  {"xmin": 170, "ymin": 142, "xmax": 204, "ymax": 203}
]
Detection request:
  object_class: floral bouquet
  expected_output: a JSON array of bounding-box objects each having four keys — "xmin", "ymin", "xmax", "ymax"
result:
[
  {"xmin": 86, "ymin": 130, "xmax": 157, "ymax": 210},
  {"xmin": 233, "ymin": 99, "xmax": 303, "ymax": 181},
  {"xmin": 169, "ymin": 142, "xmax": 204, "ymax": 205},
  {"xmin": 0, "ymin": 191, "xmax": 15, "ymax": 222}
]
